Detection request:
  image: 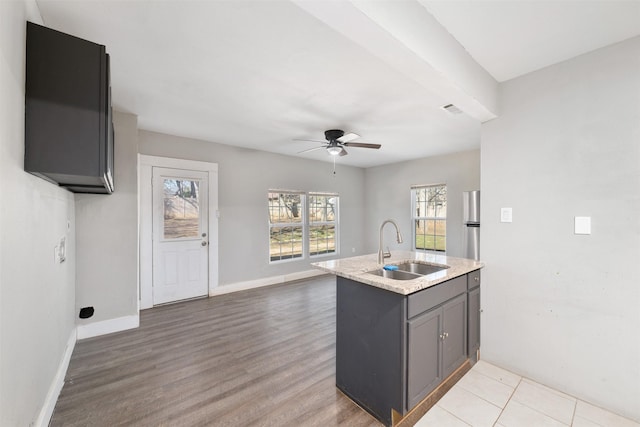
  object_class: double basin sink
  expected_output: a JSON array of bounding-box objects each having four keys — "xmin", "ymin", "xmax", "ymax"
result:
[{"xmin": 367, "ymin": 262, "xmax": 449, "ymax": 281}]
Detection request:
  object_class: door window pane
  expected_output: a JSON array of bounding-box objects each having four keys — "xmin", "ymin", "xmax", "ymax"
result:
[{"xmin": 163, "ymin": 179, "xmax": 200, "ymax": 239}]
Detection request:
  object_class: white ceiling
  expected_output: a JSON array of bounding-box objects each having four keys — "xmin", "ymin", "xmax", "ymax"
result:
[
  {"xmin": 422, "ymin": 0, "xmax": 640, "ymax": 82},
  {"xmin": 35, "ymin": 0, "xmax": 640, "ymax": 168}
]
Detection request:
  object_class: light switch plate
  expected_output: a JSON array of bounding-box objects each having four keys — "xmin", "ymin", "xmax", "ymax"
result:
[
  {"xmin": 575, "ymin": 216, "xmax": 591, "ymax": 235},
  {"xmin": 501, "ymin": 207, "xmax": 513, "ymax": 223}
]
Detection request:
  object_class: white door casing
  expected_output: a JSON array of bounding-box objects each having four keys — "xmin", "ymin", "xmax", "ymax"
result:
[
  {"xmin": 152, "ymin": 168, "xmax": 209, "ymax": 305},
  {"xmin": 139, "ymin": 155, "xmax": 219, "ymax": 309}
]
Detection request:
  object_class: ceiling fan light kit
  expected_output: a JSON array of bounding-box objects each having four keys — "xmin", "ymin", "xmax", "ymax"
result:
[{"xmin": 327, "ymin": 146, "xmax": 342, "ymax": 156}]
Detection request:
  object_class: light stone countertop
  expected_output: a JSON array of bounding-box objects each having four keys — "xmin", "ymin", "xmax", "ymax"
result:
[{"xmin": 311, "ymin": 251, "xmax": 484, "ymax": 295}]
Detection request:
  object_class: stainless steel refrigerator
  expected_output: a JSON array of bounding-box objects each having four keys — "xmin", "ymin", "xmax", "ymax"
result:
[{"xmin": 463, "ymin": 190, "xmax": 480, "ymax": 260}]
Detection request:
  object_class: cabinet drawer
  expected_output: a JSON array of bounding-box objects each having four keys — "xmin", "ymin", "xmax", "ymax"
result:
[
  {"xmin": 408, "ymin": 275, "xmax": 466, "ymax": 319},
  {"xmin": 468, "ymin": 269, "xmax": 481, "ymax": 289}
]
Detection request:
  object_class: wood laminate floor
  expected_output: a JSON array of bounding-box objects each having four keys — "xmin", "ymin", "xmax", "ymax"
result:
[{"xmin": 51, "ymin": 276, "xmax": 381, "ymax": 427}]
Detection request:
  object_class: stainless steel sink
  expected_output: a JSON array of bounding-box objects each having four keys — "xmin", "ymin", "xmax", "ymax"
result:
[
  {"xmin": 395, "ymin": 262, "xmax": 448, "ymax": 276},
  {"xmin": 365, "ymin": 262, "xmax": 449, "ymax": 281},
  {"xmin": 367, "ymin": 269, "xmax": 423, "ymax": 280}
]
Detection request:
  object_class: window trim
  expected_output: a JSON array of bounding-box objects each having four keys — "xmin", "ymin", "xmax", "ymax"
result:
[
  {"xmin": 411, "ymin": 184, "xmax": 447, "ymax": 254},
  {"xmin": 268, "ymin": 190, "xmax": 306, "ymax": 263},
  {"xmin": 268, "ymin": 190, "xmax": 340, "ymax": 263}
]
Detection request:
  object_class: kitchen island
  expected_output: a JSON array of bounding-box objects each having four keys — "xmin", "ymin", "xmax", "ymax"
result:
[{"xmin": 312, "ymin": 251, "xmax": 483, "ymax": 426}]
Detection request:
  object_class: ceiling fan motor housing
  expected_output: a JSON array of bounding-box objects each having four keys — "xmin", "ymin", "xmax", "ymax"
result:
[{"xmin": 324, "ymin": 129, "xmax": 345, "ymax": 141}]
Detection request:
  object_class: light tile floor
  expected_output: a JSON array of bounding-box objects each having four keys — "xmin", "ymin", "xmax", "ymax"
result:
[{"xmin": 415, "ymin": 361, "xmax": 639, "ymax": 427}]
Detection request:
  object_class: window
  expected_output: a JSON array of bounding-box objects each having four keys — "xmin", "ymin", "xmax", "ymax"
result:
[
  {"xmin": 162, "ymin": 178, "xmax": 201, "ymax": 239},
  {"xmin": 268, "ymin": 191, "xmax": 339, "ymax": 262},
  {"xmin": 268, "ymin": 191, "xmax": 305, "ymax": 262},
  {"xmin": 412, "ymin": 184, "xmax": 447, "ymax": 252},
  {"xmin": 309, "ymin": 193, "xmax": 338, "ymax": 257}
]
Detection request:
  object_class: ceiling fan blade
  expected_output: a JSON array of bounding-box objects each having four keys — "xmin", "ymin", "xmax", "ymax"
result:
[
  {"xmin": 343, "ymin": 142, "xmax": 381, "ymax": 149},
  {"xmin": 339, "ymin": 147, "xmax": 348, "ymax": 156},
  {"xmin": 337, "ymin": 132, "xmax": 359, "ymax": 143},
  {"xmin": 293, "ymin": 138, "xmax": 326, "ymax": 144},
  {"xmin": 298, "ymin": 146, "xmax": 326, "ymax": 154}
]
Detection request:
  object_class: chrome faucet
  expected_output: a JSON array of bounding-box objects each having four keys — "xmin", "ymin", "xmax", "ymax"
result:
[{"xmin": 378, "ymin": 219, "xmax": 404, "ymax": 264}]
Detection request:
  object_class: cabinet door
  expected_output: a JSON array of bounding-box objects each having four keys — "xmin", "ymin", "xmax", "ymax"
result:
[
  {"xmin": 441, "ymin": 294, "xmax": 467, "ymax": 379},
  {"xmin": 407, "ymin": 308, "xmax": 442, "ymax": 410},
  {"xmin": 468, "ymin": 287, "xmax": 481, "ymax": 361}
]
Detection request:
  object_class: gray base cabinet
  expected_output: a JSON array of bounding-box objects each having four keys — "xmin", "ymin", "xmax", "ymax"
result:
[
  {"xmin": 442, "ymin": 294, "xmax": 468, "ymax": 379},
  {"xmin": 407, "ymin": 291, "xmax": 467, "ymax": 409},
  {"xmin": 407, "ymin": 307, "xmax": 441, "ymax": 410},
  {"xmin": 336, "ymin": 277, "xmax": 404, "ymax": 425},
  {"xmin": 467, "ymin": 270, "xmax": 481, "ymax": 363},
  {"xmin": 336, "ymin": 271, "xmax": 479, "ymax": 426}
]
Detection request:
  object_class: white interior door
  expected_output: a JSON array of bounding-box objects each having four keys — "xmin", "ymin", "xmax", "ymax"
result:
[{"xmin": 152, "ymin": 167, "xmax": 209, "ymax": 305}]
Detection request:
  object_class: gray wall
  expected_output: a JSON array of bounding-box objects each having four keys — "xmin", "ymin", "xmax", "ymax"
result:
[
  {"xmin": 139, "ymin": 131, "xmax": 366, "ymax": 286},
  {"xmin": 481, "ymin": 36, "xmax": 640, "ymax": 421},
  {"xmin": 362, "ymin": 150, "xmax": 481, "ymax": 257},
  {"xmin": 75, "ymin": 111, "xmax": 139, "ymax": 325},
  {"xmin": 0, "ymin": 2, "xmax": 76, "ymax": 425}
]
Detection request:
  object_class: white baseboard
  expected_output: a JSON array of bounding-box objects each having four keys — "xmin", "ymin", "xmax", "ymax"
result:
[
  {"xmin": 35, "ymin": 328, "xmax": 76, "ymax": 427},
  {"xmin": 284, "ymin": 269, "xmax": 329, "ymax": 282},
  {"xmin": 76, "ymin": 314, "xmax": 139, "ymax": 340},
  {"xmin": 209, "ymin": 269, "xmax": 328, "ymax": 297}
]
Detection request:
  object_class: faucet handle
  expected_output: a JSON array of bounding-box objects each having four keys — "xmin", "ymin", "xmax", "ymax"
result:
[{"xmin": 383, "ymin": 246, "xmax": 391, "ymax": 258}]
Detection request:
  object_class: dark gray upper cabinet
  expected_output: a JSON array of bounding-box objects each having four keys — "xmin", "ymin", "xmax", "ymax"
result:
[{"xmin": 25, "ymin": 22, "xmax": 114, "ymax": 194}]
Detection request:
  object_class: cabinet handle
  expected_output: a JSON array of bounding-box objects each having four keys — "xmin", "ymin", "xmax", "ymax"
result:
[
  {"xmin": 444, "ymin": 332, "xmax": 449, "ymax": 338},
  {"xmin": 439, "ymin": 333, "xmax": 444, "ymax": 340},
  {"xmin": 474, "ymin": 276, "xmax": 479, "ymax": 282}
]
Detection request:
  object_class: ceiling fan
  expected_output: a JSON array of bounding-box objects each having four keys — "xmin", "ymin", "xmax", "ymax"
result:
[{"xmin": 295, "ymin": 129, "xmax": 381, "ymax": 157}]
